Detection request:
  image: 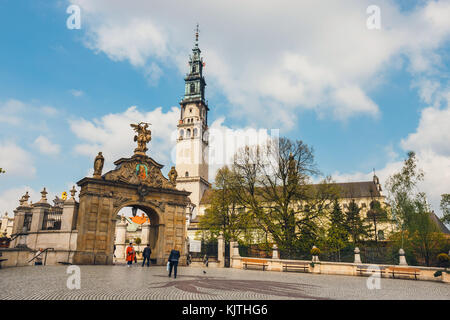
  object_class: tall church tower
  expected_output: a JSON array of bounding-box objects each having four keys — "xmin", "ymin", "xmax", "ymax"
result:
[{"xmin": 176, "ymin": 25, "xmax": 210, "ymax": 217}]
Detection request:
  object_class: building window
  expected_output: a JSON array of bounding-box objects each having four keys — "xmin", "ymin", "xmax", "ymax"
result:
[
  {"xmin": 179, "ymin": 129, "xmax": 184, "ymax": 139},
  {"xmin": 192, "ymin": 65, "xmax": 196, "ymax": 73},
  {"xmin": 193, "ymin": 128, "xmax": 198, "ymax": 137},
  {"xmin": 185, "ymin": 171, "xmax": 189, "ymax": 177},
  {"xmin": 190, "ymin": 83, "xmax": 195, "ymax": 93},
  {"xmin": 23, "ymin": 213, "xmax": 32, "ymax": 232},
  {"xmin": 186, "ymin": 129, "xmax": 191, "ymax": 138},
  {"xmin": 378, "ymin": 230, "xmax": 385, "ymax": 241}
]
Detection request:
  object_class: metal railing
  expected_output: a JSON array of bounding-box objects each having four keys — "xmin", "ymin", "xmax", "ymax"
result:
[{"xmin": 28, "ymin": 248, "xmax": 54, "ymax": 265}]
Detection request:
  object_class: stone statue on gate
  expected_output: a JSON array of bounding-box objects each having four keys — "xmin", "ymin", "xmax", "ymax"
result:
[
  {"xmin": 93, "ymin": 152, "xmax": 104, "ymax": 178},
  {"xmin": 130, "ymin": 122, "xmax": 152, "ymax": 155},
  {"xmin": 168, "ymin": 166, "xmax": 178, "ymax": 186}
]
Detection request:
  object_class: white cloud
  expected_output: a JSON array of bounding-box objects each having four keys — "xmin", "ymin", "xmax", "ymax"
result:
[
  {"xmin": 69, "ymin": 89, "xmax": 84, "ymax": 97},
  {"xmin": 0, "ymin": 99, "xmax": 27, "ymax": 125},
  {"xmin": 34, "ymin": 135, "xmax": 61, "ymax": 155},
  {"xmin": 70, "ymin": 0, "xmax": 450, "ymax": 128},
  {"xmin": 401, "ymin": 104, "xmax": 450, "ymax": 157},
  {"xmin": 207, "ymin": 117, "xmax": 278, "ymax": 180},
  {"xmin": 69, "ymin": 105, "xmax": 179, "ymax": 171},
  {"xmin": 0, "ymin": 98, "xmax": 60, "ymax": 125},
  {"xmin": 333, "ymin": 89, "xmax": 450, "ymax": 216},
  {"xmin": 41, "ymin": 106, "xmax": 59, "ymax": 116},
  {"xmin": 0, "ymin": 141, "xmax": 36, "ymax": 177}
]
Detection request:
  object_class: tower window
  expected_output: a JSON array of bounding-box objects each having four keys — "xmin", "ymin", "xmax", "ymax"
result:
[
  {"xmin": 190, "ymin": 83, "xmax": 195, "ymax": 93},
  {"xmin": 179, "ymin": 129, "xmax": 184, "ymax": 139},
  {"xmin": 185, "ymin": 171, "xmax": 189, "ymax": 177},
  {"xmin": 186, "ymin": 129, "xmax": 191, "ymax": 138},
  {"xmin": 193, "ymin": 65, "xmax": 196, "ymax": 73},
  {"xmin": 193, "ymin": 128, "xmax": 198, "ymax": 137}
]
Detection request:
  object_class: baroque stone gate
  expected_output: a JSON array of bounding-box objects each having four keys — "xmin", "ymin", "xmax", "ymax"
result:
[{"xmin": 73, "ymin": 123, "xmax": 190, "ymax": 265}]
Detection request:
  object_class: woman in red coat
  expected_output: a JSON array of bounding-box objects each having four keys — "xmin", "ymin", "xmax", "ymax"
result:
[{"xmin": 126, "ymin": 242, "xmax": 135, "ymax": 268}]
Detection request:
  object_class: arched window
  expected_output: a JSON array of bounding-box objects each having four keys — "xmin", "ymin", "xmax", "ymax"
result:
[
  {"xmin": 186, "ymin": 129, "xmax": 191, "ymax": 138},
  {"xmin": 185, "ymin": 171, "xmax": 189, "ymax": 177},
  {"xmin": 179, "ymin": 129, "xmax": 184, "ymax": 139},
  {"xmin": 190, "ymin": 83, "xmax": 195, "ymax": 93},
  {"xmin": 192, "ymin": 65, "xmax": 196, "ymax": 73},
  {"xmin": 193, "ymin": 128, "xmax": 198, "ymax": 137}
]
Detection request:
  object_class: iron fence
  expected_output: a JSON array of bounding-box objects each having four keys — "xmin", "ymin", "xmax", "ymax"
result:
[
  {"xmin": 190, "ymin": 241, "xmax": 218, "ymax": 260},
  {"xmin": 41, "ymin": 209, "xmax": 62, "ymax": 230},
  {"xmin": 239, "ymin": 244, "xmax": 272, "ymax": 259}
]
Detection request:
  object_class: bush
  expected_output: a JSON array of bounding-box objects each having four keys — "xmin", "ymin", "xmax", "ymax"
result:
[
  {"xmin": 311, "ymin": 247, "xmax": 321, "ymax": 256},
  {"xmin": 437, "ymin": 253, "xmax": 449, "ymax": 268}
]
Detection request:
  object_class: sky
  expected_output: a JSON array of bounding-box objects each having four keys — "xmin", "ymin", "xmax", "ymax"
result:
[{"xmin": 0, "ymin": 0, "xmax": 449, "ymax": 218}]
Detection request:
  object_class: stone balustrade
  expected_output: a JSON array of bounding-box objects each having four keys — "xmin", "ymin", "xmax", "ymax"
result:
[{"xmin": 230, "ymin": 256, "xmax": 450, "ymax": 283}]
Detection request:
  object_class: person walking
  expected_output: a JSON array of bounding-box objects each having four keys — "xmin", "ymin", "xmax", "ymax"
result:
[
  {"xmin": 142, "ymin": 244, "xmax": 152, "ymax": 267},
  {"xmin": 126, "ymin": 242, "xmax": 135, "ymax": 268},
  {"xmin": 168, "ymin": 246, "xmax": 181, "ymax": 278}
]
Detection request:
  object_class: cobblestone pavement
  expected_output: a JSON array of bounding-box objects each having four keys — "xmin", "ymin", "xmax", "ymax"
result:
[{"xmin": 0, "ymin": 265, "xmax": 449, "ymax": 300}]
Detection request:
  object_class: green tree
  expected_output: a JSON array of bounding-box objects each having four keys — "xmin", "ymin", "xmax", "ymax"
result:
[
  {"xmin": 366, "ymin": 199, "xmax": 388, "ymax": 243},
  {"xmin": 326, "ymin": 199, "xmax": 349, "ymax": 261},
  {"xmin": 345, "ymin": 199, "xmax": 369, "ymax": 245},
  {"xmin": 198, "ymin": 166, "xmax": 251, "ymax": 243},
  {"xmin": 440, "ymin": 194, "xmax": 450, "ymax": 226},
  {"xmin": 386, "ymin": 151, "xmax": 446, "ymax": 266}
]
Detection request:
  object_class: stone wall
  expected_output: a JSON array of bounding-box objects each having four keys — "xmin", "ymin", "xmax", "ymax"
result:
[
  {"xmin": 231, "ymin": 256, "xmax": 450, "ymax": 283},
  {"xmin": 0, "ymin": 248, "xmax": 76, "ymax": 268}
]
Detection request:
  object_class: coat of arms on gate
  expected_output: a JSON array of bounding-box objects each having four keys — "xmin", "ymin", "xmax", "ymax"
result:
[{"xmin": 136, "ymin": 163, "xmax": 148, "ymax": 180}]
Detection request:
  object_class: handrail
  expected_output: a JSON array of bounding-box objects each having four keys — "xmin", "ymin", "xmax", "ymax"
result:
[
  {"xmin": 9, "ymin": 233, "xmax": 21, "ymax": 241},
  {"xmin": 28, "ymin": 248, "xmax": 54, "ymax": 264}
]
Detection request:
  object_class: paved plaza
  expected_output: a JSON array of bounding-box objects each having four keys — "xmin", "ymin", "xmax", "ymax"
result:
[{"xmin": 0, "ymin": 265, "xmax": 449, "ymax": 300}]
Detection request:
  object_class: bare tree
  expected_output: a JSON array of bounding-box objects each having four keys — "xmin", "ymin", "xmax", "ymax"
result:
[{"xmin": 232, "ymin": 137, "xmax": 338, "ymax": 257}]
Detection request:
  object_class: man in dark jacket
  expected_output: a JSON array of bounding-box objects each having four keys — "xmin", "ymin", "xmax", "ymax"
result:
[
  {"xmin": 142, "ymin": 244, "xmax": 152, "ymax": 267},
  {"xmin": 168, "ymin": 246, "xmax": 181, "ymax": 278}
]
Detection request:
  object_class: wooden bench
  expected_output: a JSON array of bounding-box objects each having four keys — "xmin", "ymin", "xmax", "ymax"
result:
[
  {"xmin": 0, "ymin": 258, "xmax": 8, "ymax": 269},
  {"xmin": 356, "ymin": 265, "xmax": 387, "ymax": 276},
  {"xmin": 386, "ymin": 267, "xmax": 420, "ymax": 280},
  {"xmin": 242, "ymin": 258, "xmax": 268, "ymax": 271},
  {"xmin": 282, "ymin": 261, "xmax": 310, "ymax": 273}
]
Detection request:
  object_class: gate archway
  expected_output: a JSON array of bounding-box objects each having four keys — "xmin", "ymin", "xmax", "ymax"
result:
[{"xmin": 72, "ymin": 153, "xmax": 190, "ymax": 266}]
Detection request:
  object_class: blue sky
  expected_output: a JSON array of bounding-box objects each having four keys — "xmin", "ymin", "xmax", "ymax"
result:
[{"xmin": 0, "ymin": 0, "xmax": 449, "ymax": 216}]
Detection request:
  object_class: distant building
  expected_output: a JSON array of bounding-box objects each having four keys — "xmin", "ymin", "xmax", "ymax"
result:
[{"xmin": 0, "ymin": 212, "xmax": 14, "ymax": 238}]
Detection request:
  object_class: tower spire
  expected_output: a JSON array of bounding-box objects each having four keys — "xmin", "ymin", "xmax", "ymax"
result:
[{"xmin": 195, "ymin": 23, "xmax": 199, "ymax": 47}]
